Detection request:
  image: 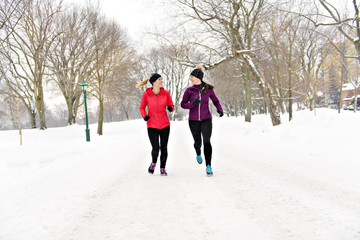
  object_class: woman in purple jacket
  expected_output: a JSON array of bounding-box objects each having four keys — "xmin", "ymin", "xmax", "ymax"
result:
[{"xmin": 181, "ymin": 65, "xmax": 223, "ymax": 176}]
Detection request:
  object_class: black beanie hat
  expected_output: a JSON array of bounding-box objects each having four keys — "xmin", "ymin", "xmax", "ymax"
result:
[
  {"xmin": 190, "ymin": 65, "xmax": 204, "ymax": 81},
  {"xmin": 149, "ymin": 73, "xmax": 161, "ymax": 85}
]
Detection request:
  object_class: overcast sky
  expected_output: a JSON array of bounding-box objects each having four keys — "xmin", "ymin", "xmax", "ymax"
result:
[
  {"xmin": 63, "ymin": 0, "xmax": 350, "ymax": 46},
  {"xmin": 64, "ymin": 0, "xmax": 169, "ymax": 43}
]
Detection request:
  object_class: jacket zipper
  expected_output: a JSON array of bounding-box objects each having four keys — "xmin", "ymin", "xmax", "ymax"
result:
[{"xmin": 198, "ymin": 90, "xmax": 201, "ymax": 120}]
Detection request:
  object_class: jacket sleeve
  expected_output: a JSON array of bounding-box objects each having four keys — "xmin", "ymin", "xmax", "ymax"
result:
[
  {"xmin": 139, "ymin": 92, "xmax": 148, "ymax": 118},
  {"xmin": 167, "ymin": 91, "xmax": 175, "ymax": 113},
  {"xmin": 209, "ymin": 89, "xmax": 223, "ymax": 112},
  {"xmin": 181, "ymin": 89, "xmax": 194, "ymax": 109}
]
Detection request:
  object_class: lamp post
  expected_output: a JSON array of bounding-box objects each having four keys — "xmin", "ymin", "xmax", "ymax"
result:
[{"xmin": 80, "ymin": 79, "xmax": 90, "ymax": 142}]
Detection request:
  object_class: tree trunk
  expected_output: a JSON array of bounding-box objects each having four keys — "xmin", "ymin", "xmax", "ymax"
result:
[
  {"xmin": 276, "ymin": 65, "xmax": 286, "ymax": 114},
  {"xmin": 64, "ymin": 94, "xmax": 81, "ymax": 125},
  {"xmin": 29, "ymin": 109, "xmax": 37, "ymax": 129},
  {"xmin": 234, "ymin": 93, "xmax": 238, "ymax": 117},
  {"xmin": 97, "ymin": 97, "xmax": 104, "ymax": 135},
  {"xmin": 66, "ymin": 99, "xmax": 75, "ymax": 125},
  {"xmin": 7, "ymin": 80, "xmax": 23, "ymax": 145},
  {"xmin": 244, "ymin": 77, "xmax": 252, "ymax": 121},
  {"xmin": 354, "ymin": 88, "xmax": 358, "ymax": 113},
  {"xmin": 13, "ymin": 100, "xmax": 23, "ymax": 145},
  {"xmin": 288, "ymin": 53, "xmax": 293, "ymax": 121},
  {"xmin": 289, "ymin": 80, "xmax": 293, "ymax": 121},
  {"xmin": 242, "ymin": 54, "xmax": 281, "ymax": 126},
  {"xmin": 309, "ymin": 98, "xmax": 314, "ymax": 111},
  {"xmin": 35, "ymin": 83, "xmax": 47, "ymax": 130},
  {"xmin": 338, "ymin": 57, "xmax": 345, "ymax": 113},
  {"xmin": 73, "ymin": 95, "xmax": 81, "ymax": 124},
  {"xmin": 243, "ymin": 66, "xmax": 252, "ymax": 122}
]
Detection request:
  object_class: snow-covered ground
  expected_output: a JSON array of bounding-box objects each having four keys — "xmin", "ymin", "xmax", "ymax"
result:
[{"xmin": 1, "ymin": 108, "xmax": 360, "ymax": 240}]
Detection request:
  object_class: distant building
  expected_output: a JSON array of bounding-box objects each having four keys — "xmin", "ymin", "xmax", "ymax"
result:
[
  {"xmin": 341, "ymin": 82, "xmax": 360, "ymax": 109},
  {"xmin": 321, "ymin": 39, "xmax": 360, "ymax": 108}
]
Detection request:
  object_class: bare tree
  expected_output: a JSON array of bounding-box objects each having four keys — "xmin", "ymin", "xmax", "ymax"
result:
[
  {"xmin": 260, "ymin": 9, "xmax": 288, "ymax": 115},
  {"xmin": 209, "ymin": 60, "xmax": 244, "ymax": 117},
  {"xmin": 257, "ymin": 0, "xmax": 334, "ymax": 116},
  {"xmin": 2, "ymin": 0, "xmax": 62, "ymax": 130},
  {"xmin": 0, "ymin": 0, "xmax": 28, "ymax": 44},
  {"xmin": 162, "ymin": 46, "xmax": 190, "ymax": 120},
  {"xmin": 88, "ymin": 9, "xmax": 134, "ymax": 135},
  {"xmin": 264, "ymin": 1, "xmax": 310, "ymax": 120},
  {"xmin": 0, "ymin": 62, "xmax": 37, "ymax": 127},
  {"xmin": 174, "ymin": 0, "xmax": 281, "ymax": 125},
  {"xmin": 103, "ymin": 61, "xmax": 136, "ymax": 122},
  {"xmin": 0, "ymin": 0, "xmax": 30, "ymax": 133},
  {"xmin": 296, "ymin": 20, "xmax": 331, "ymax": 111},
  {"xmin": 302, "ymin": 0, "xmax": 360, "ymax": 63},
  {"xmin": 47, "ymin": 5, "xmax": 93, "ymax": 125},
  {"xmin": 0, "ymin": 63, "xmax": 23, "ymax": 142}
]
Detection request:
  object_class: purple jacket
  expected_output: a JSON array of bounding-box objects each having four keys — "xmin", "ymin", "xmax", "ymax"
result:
[{"xmin": 181, "ymin": 85, "xmax": 223, "ymax": 121}]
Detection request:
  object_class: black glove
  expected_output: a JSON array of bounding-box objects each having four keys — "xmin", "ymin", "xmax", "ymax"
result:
[
  {"xmin": 193, "ymin": 98, "xmax": 200, "ymax": 106},
  {"xmin": 167, "ymin": 106, "xmax": 173, "ymax": 112},
  {"xmin": 144, "ymin": 115, "xmax": 150, "ymax": 121},
  {"xmin": 217, "ymin": 109, "xmax": 224, "ymax": 117}
]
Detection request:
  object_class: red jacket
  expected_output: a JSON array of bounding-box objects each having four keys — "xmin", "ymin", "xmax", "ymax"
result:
[{"xmin": 139, "ymin": 88, "xmax": 174, "ymax": 129}]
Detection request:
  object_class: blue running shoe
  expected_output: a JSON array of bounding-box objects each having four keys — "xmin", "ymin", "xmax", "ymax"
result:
[
  {"xmin": 206, "ymin": 165, "xmax": 213, "ymax": 176},
  {"xmin": 148, "ymin": 163, "xmax": 156, "ymax": 174},
  {"xmin": 196, "ymin": 155, "xmax": 203, "ymax": 164},
  {"xmin": 160, "ymin": 168, "xmax": 168, "ymax": 176}
]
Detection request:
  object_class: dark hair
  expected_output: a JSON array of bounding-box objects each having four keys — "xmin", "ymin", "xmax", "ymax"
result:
[{"xmin": 201, "ymin": 82, "xmax": 214, "ymax": 95}]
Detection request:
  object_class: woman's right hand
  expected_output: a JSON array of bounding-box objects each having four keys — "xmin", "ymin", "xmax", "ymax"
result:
[
  {"xmin": 193, "ymin": 98, "xmax": 200, "ymax": 106},
  {"xmin": 144, "ymin": 115, "xmax": 150, "ymax": 121}
]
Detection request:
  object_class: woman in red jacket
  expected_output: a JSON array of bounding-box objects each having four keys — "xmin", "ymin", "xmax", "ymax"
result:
[{"xmin": 136, "ymin": 73, "xmax": 174, "ymax": 176}]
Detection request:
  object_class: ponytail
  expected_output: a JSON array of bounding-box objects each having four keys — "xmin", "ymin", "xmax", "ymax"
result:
[
  {"xmin": 136, "ymin": 77, "xmax": 150, "ymax": 88},
  {"xmin": 201, "ymin": 82, "xmax": 214, "ymax": 95},
  {"xmin": 136, "ymin": 73, "xmax": 161, "ymax": 88}
]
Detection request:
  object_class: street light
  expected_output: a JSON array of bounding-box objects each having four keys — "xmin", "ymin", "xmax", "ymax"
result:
[{"xmin": 80, "ymin": 79, "xmax": 90, "ymax": 142}]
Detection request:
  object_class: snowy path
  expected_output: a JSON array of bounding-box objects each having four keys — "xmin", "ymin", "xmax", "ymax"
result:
[
  {"xmin": 2, "ymin": 110, "xmax": 360, "ymax": 240},
  {"xmin": 61, "ymin": 119, "xmax": 360, "ymax": 240},
  {"xmin": 61, "ymin": 121, "xmax": 270, "ymax": 240}
]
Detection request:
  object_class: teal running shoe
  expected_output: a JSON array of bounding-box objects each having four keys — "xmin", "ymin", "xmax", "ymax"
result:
[
  {"xmin": 206, "ymin": 165, "xmax": 213, "ymax": 176},
  {"xmin": 196, "ymin": 155, "xmax": 203, "ymax": 164}
]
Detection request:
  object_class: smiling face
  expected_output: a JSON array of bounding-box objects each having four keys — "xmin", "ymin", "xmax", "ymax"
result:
[
  {"xmin": 153, "ymin": 77, "xmax": 163, "ymax": 89},
  {"xmin": 190, "ymin": 75, "xmax": 202, "ymax": 85}
]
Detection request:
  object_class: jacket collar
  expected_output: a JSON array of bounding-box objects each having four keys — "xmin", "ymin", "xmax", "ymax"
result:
[
  {"xmin": 189, "ymin": 84, "xmax": 203, "ymax": 92},
  {"xmin": 146, "ymin": 87, "xmax": 165, "ymax": 95}
]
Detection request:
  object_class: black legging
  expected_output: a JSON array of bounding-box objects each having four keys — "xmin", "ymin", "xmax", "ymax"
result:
[
  {"xmin": 189, "ymin": 118, "xmax": 212, "ymax": 166},
  {"xmin": 147, "ymin": 126, "xmax": 170, "ymax": 168}
]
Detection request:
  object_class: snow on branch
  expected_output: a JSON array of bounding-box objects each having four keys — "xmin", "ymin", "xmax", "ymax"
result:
[
  {"xmin": 206, "ymin": 55, "xmax": 236, "ymax": 70},
  {"xmin": 177, "ymin": 55, "xmax": 238, "ymax": 70},
  {"xmin": 201, "ymin": 49, "xmax": 264, "ymax": 70},
  {"xmin": 177, "ymin": 47, "xmax": 262, "ymax": 71},
  {"xmin": 236, "ymin": 47, "xmax": 265, "ymax": 55}
]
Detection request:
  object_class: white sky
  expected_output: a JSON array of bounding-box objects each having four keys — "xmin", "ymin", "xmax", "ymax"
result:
[
  {"xmin": 63, "ymin": 0, "xmax": 350, "ymax": 43},
  {"xmin": 64, "ymin": 0, "xmax": 168, "ymax": 43}
]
